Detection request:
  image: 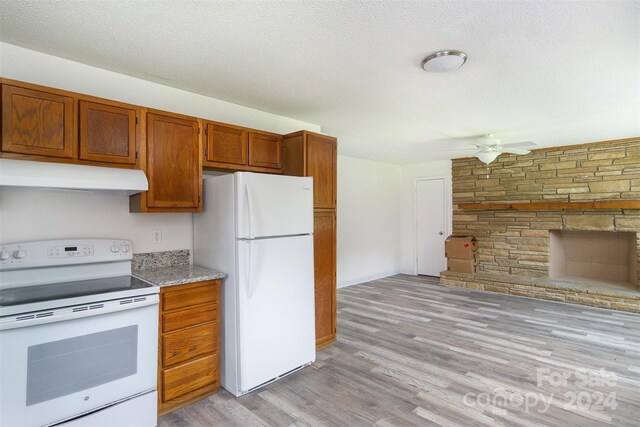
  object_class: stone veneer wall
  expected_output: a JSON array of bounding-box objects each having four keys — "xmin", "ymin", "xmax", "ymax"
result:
[{"xmin": 450, "ymin": 137, "xmax": 640, "ymax": 285}]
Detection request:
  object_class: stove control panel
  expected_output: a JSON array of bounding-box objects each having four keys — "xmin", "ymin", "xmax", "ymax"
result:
[
  {"xmin": 47, "ymin": 245, "xmax": 94, "ymax": 258},
  {"xmin": 0, "ymin": 239, "xmax": 133, "ymax": 270}
]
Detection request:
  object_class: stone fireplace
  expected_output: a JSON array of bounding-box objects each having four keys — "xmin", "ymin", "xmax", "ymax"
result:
[
  {"xmin": 440, "ymin": 137, "xmax": 640, "ymax": 313},
  {"xmin": 549, "ymin": 230, "xmax": 637, "ymax": 287}
]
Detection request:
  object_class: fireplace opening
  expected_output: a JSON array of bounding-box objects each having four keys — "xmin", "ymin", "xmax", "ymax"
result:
[{"xmin": 549, "ymin": 230, "xmax": 637, "ymax": 287}]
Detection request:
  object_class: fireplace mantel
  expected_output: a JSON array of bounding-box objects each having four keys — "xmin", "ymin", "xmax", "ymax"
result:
[{"xmin": 458, "ymin": 200, "xmax": 640, "ymax": 211}]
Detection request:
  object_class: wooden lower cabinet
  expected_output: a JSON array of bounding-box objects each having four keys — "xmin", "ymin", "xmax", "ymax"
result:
[
  {"xmin": 313, "ymin": 209, "xmax": 337, "ymax": 348},
  {"xmin": 158, "ymin": 280, "xmax": 220, "ymax": 415}
]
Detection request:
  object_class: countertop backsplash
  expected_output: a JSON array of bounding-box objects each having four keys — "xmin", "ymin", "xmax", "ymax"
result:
[{"xmin": 132, "ymin": 249, "xmax": 190, "ymax": 271}]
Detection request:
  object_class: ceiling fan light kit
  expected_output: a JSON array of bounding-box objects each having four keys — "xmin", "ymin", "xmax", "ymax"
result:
[
  {"xmin": 476, "ymin": 151, "xmax": 501, "ymax": 164},
  {"xmin": 422, "ymin": 50, "xmax": 467, "ymax": 73}
]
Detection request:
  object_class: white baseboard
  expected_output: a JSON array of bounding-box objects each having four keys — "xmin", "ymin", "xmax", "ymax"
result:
[{"xmin": 337, "ymin": 270, "xmax": 401, "ymax": 289}]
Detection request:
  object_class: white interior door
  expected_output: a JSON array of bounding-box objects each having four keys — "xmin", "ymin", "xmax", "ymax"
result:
[
  {"xmin": 416, "ymin": 178, "xmax": 447, "ymax": 276},
  {"xmin": 236, "ymin": 235, "xmax": 315, "ymax": 393}
]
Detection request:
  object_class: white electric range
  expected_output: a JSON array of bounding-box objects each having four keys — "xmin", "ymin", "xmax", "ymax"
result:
[{"xmin": 0, "ymin": 238, "xmax": 159, "ymax": 427}]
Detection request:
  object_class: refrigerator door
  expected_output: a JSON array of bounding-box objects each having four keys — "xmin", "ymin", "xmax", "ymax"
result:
[
  {"xmin": 236, "ymin": 234, "xmax": 315, "ymax": 393},
  {"xmin": 236, "ymin": 172, "xmax": 313, "ymax": 239}
]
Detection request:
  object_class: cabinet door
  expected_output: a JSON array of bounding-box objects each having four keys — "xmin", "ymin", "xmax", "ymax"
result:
[
  {"xmin": 313, "ymin": 210, "xmax": 336, "ymax": 348},
  {"xmin": 147, "ymin": 113, "xmax": 200, "ymax": 208},
  {"xmin": 307, "ymin": 134, "xmax": 337, "ymax": 209},
  {"xmin": 79, "ymin": 100, "xmax": 137, "ymax": 164},
  {"xmin": 205, "ymin": 122, "xmax": 247, "ymax": 165},
  {"xmin": 248, "ymin": 131, "xmax": 282, "ymax": 170},
  {"xmin": 1, "ymin": 84, "xmax": 75, "ymax": 158}
]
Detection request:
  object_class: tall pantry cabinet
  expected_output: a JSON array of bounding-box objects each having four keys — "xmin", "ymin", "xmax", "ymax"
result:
[{"xmin": 283, "ymin": 131, "xmax": 337, "ymax": 349}]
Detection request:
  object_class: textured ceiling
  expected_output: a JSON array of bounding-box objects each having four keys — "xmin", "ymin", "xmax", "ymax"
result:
[{"xmin": 1, "ymin": 1, "xmax": 638, "ymax": 164}]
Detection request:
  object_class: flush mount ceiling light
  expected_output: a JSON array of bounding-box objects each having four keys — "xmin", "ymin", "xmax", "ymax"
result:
[{"xmin": 422, "ymin": 50, "xmax": 467, "ymax": 72}]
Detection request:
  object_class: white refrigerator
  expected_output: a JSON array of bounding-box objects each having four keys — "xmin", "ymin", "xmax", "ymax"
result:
[{"xmin": 194, "ymin": 172, "xmax": 316, "ymax": 397}]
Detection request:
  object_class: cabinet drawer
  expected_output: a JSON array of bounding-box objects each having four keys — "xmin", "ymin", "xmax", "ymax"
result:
[
  {"xmin": 162, "ymin": 303, "xmax": 217, "ymax": 333},
  {"xmin": 162, "ymin": 322, "xmax": 217, "ymax": 368},
  {"xmin": 161, "ymin": 281, "xmax": 217, "ymax": 312},
  {"xmin": 162, "ymin": 355, "xmax": 217, "ymax": 402}
]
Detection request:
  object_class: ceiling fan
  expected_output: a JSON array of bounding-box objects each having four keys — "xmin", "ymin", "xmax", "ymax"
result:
[{"xmin": 446, "ymin": 134, "xmax": 537, "ymax": 164}]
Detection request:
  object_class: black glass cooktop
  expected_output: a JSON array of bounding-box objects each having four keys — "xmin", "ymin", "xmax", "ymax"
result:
[{"xmin": 0, "ymin": 276, "xmax": 154, "ymax": 307}]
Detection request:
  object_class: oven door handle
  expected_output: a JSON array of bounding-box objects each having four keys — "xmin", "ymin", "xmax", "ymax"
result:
[{"xmin": 0, "ymin": 294, "xmax": 159, "ymax": 331}]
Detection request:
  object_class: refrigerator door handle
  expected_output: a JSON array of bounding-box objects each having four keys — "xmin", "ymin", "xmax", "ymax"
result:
[
  {"xmin": 245, "ymin": 182, "xmax": 255, "ymax": 239},
  {"xmin": 247, "ymin": 240, "xmax": 256, "ymax": 299}
]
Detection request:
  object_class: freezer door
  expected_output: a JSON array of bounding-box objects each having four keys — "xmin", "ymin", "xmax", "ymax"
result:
[
  {"xmin": 236, "ymin": 172, "xmax": 313, "ymax": 239},
  {"xmin": 236, "ymin": 235, "xmax": 315, "ymax": 393}
]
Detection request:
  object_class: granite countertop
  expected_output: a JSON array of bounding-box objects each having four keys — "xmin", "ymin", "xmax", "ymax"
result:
[{"xmin": 133, "ymin": 265, "xmax": 226, "ymax": 288}]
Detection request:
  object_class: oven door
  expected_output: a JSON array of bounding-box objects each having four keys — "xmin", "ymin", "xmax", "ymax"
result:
[{"xmin": 0, "ymin": 299, "xmax": 158, "ymax": 427}]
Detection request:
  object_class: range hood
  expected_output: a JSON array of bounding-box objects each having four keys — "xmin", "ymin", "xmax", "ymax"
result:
[{"xmin": 0, "ymin": 159, "xmax": 148, "ymax": 194}]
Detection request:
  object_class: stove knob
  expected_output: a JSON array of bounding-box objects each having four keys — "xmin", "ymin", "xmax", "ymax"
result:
[
  {"xmin": 13, "ymin": 250, "xmax": 26, "ymax": 259},
  {"xmin": 121, "ymin": 244, "xmax": 130, "ymax": 253},
  {"xmin": 110, "ymin": 244, "xmax": 120, "ymax": 253},
  {"xmin": 0, "ymin": 251, "xmax": 10, "ymax": 260}
]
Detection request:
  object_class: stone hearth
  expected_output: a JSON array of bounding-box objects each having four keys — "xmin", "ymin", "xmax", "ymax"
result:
[
  {"xmin": 440, "ymin": 271, "xmax": 640, "ymax": 313},
  {"xmin": 440, "ymin": 137, "xmax": 640, "ymax": 313}
]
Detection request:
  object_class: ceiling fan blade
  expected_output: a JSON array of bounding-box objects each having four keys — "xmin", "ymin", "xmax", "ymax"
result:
[
  {"xmin": 436, "ymin": 149, "xmax": 481, "ymax": 153},
  {"xmin": 470, "ymin": 142, "xmax": 492, "ymax": 149},
  {"xmin": 501, "ymin": 148, "xmax": 531, "ymax": 155},
  {"xmin": 501, "ymin": 141, "xmax": 536, "ymax": 148}
]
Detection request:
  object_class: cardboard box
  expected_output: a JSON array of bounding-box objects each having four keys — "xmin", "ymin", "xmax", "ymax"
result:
[
  {"xmin": 445, "ymin": 236, "xmax": 477, "ymax": 259},
  {"xmin": 447, "ymin": 258, "xmax": 476, "ymax": 274}
]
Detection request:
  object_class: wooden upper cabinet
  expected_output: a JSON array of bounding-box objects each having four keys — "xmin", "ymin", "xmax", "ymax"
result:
[
  {"xmin": 146, "ymin": 112, "xmax": 201, "ymax": 209},
  {"xmin": 203, "ymin": 121, "xmax": 284, "ymax": 173},
  {"xmin": 204, "ymin": 122, "xmax": 247, "ymax": 166},
  {"xmin": 248, "ymin": 131, "xmax": 282, "ymax": 171},
  {"xmin": 79, "ymin": 100, "xmax": 137, "ymax": 164},
  {"xmin": 1, "ymin": 83, "xmax": 75, "ymax": 159},
  {"xmin": 284, "ymin": 131, "xmax": 337, "ymax": 209},
  {"xmin": 307, "ymin": 133, "xmax": 337, "ymax": 208},
  {"xmin": 313, "ymin": 210, "xmax": 337, "ymax": 348}
]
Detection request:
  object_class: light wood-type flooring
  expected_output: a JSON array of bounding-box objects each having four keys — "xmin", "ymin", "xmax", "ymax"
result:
[{"xmin": 159, "ymin": 274, "xmax": 640, "ymax": 427}]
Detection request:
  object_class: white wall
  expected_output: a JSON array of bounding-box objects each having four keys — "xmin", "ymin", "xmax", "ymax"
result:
[
  {"xmin": 0, "ymin": 187, "xmax": 192, "ymax": 254},
  {"xmin": 0, "ymin": 43, "xmax": 320, "ymax": 254},
  {"xmin": 337, "ymin": 156, "xmax": 402, "ymax": 287},
  {"xmin": 399, "ymin": 160, "xmax": 453, "ymax": 274}
]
